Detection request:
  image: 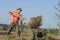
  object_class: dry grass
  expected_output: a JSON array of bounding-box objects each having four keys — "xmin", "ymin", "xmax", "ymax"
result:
[
  {"xmin": 48, "ymin": 34, "xmax": 60, "ymax": 40},
  {"xmin": 0, "ymin": 30, "xmax": 60, "ymax": 40}
]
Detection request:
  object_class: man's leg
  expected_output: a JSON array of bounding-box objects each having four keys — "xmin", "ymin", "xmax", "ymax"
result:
[
  {"xmin": 16, "ymin": 24, "xmax": 20, "ymax": 37},
  {"xmin": 8, "ymin": 23, "xmax": 15, "ymax": 34}
]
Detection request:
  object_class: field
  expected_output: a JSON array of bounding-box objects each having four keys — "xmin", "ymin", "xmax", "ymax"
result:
[{"xmin": 0, "ymin": 30, "xmax": 60, "ymax": 40}]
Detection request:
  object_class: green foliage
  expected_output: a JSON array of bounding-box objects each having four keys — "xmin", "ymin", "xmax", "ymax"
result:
[
  {"xmin": 0, "ymin": 26, "xmax": 3, "ymax": 30},
  {"xmin": 48, "ymin": 28, "xmax": 58, "ymax": 35}
]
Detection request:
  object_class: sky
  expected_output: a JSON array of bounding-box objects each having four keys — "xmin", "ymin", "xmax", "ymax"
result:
[{"xmin": 0, "ymin": 0, "xmax": 60, "ymax": 29}]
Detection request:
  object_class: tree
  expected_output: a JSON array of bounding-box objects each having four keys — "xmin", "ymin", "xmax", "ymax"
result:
[
  {"xmin": 54, "ymin": 1, "xmax": 60, "ymax": 35},
  {"xmin": 27, "ymin": 16, "xmax": 42, "ymax": 29}
]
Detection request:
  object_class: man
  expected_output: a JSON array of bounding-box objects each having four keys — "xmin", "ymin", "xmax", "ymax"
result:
[{"xmin": 8, "ymin": 8, "xmax": 25, "ymax": 37}]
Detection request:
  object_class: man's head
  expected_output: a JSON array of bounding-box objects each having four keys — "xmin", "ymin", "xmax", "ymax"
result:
[{"xmin": 16, "ymin": 8, "xmax": 22, "ymax": 13}]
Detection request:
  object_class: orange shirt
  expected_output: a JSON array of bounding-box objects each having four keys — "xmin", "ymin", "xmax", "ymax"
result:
[{"xmin": 9, "ymin": 11, "xmax": 23, "ymax": 24}]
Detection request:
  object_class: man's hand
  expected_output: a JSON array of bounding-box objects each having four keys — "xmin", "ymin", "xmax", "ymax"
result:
[
  {"xmin": 20, "ymin": 18, "xmax": 26, "ymax": 20},
  {"xmin": 23, "ymin": 18, "xmax": 26, "ymax": 20},
  {"xmin": 9, "ymin": 11, "xmax": 13, "ymax": 15}
]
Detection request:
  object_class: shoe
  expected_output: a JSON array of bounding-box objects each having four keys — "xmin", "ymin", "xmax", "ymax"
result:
[
  {"xmin": 17, "ymin": 31, "xmax": 20, "ymax": 37},
  {"xmin": 7, "ymin": 32, "xmax": 11, "ymax": 35}
]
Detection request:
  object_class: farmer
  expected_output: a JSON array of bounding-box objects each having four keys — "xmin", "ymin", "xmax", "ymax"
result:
[{"xmin": 8, "ymin": 8, "xmax": 25, "ymax": 36}]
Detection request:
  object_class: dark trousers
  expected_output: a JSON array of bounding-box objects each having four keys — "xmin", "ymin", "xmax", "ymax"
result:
[{"xmin": 8, "ymin": 23, "xmax": 20, "ymax": 37}]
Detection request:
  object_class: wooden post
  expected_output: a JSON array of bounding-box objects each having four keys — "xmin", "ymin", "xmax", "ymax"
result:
[{"xmin": 20, "ymin": 20, "xmax": 23, "ymax": 32}]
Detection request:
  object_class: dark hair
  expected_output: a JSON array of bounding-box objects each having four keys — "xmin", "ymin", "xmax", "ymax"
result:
[{"xmin": 17, "ymin": 8, "xmax": 22, "ymax": 11}]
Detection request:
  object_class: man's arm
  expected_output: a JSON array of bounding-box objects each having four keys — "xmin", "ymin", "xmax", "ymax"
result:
[
  {"xmin": 20, "ymin": 14, "xmax": 24, "ymax": 20},
  {"xmin": 20, "ymin": 14, "xmax": 26, "ymax": 20}
]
